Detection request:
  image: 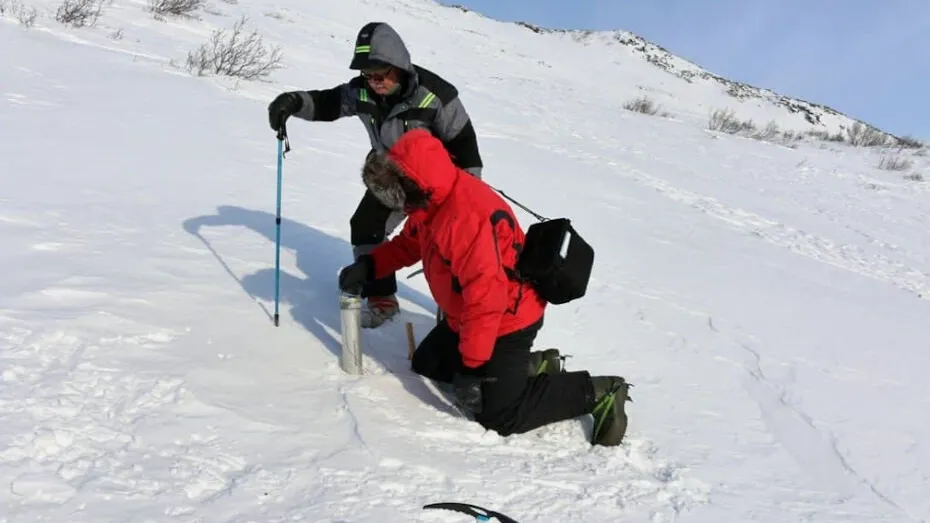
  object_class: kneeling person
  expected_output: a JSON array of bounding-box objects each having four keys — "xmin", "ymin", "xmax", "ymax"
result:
[{"xmin": 337, "ymin": 129, "xmax": 630, "ymax": 446}]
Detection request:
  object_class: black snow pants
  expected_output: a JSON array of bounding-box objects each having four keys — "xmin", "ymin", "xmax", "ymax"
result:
[
  {"xmin": 411, "ymin": 317, "xmax": 595, "ymax": 436},
  {"xmin": 350, "ymin": 189, "xmax": 405, "ymax": 298}
]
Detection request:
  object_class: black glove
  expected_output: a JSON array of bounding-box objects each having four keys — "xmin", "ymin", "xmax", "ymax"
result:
[
  {"xmin": 453, "ymin": 371, "xmax": 495, "ymax": 415},
  {"xmin": 267, "ymin": 92, "xmax": 303, "ymax": 132},
  {"xmin": 338, "ymin": 255, "xmax": 374, "ymax": 295}
]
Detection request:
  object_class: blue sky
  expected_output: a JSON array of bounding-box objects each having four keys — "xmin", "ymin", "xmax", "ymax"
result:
[{"xmin": 447, "ymin": 0, "xmax": 929, "ymax": 139}]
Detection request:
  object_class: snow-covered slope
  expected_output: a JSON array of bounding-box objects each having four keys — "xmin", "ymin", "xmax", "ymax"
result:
[
  {"xmin": 449, "ymin": 4, "xmax": 914, "ymax": 143},
  {"xmin": 2, "ymin": 1, "xmax": 929, "ymax": 522}
]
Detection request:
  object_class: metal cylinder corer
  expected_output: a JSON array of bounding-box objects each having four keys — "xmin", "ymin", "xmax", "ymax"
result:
[{"xmin": 339, "ymin": 292, "xmax": 363, "ymax": 375}]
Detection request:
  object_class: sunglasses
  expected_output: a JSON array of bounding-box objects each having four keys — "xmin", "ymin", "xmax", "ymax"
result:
[{"xmin": 361, "ymin": 67, "xmax": 393, "ymax": 82}]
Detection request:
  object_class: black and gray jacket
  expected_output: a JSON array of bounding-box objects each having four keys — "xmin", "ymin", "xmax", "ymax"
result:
[{"xmin": 292, "ymin": 22, "xmax": 483, "ymax": 178}]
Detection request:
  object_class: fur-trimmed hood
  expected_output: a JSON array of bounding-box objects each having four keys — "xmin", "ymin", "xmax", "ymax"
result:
[{"xmin": 361, "ymin": 130, "xmax": 458, "ymax": 215}]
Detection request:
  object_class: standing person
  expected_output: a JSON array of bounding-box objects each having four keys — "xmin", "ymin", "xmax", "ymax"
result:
[
  {"xmin": 267, "ymin": 21, "xmax": 483, "ymax": 328},
  {"xmin": 337, "ymin": 130, "xmax": 631, "ymax": 446}
]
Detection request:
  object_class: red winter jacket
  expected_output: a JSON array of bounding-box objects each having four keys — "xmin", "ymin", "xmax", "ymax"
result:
[{"xmin": 370, "ymin": 130, "xmax": 546, "ymax": 369}]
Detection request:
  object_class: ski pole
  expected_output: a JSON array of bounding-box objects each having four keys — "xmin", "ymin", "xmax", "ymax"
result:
[
  {"xmin": 423, "ymin": 502, "xmax": 518, "ymax": 523},
  {"xmin": 273, "ymin": 123, "xmax": 290, "ymax": 327}
]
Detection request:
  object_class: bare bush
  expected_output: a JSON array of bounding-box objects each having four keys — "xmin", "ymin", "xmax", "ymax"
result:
[
  {"xmin": 807, "ymin": 130, "xmax": 847, "ymax": 143},
  {"xmin": 17, "ymin": 3, "xmax": 36, "ymax": 25},
  {"xmin": 1, "ymin": 0, "xmax": 38, "ymax": 26},
  {"xmin": 751, "ymin": 120, "xmax": 780, "ymax": 142},
  {"xmin": 623, "ymin": 96, "xmax": 660, "ymax": 116},
  {"xmin": 708, "ymin": 109, "xmax": 737, "ymax": 133},
  {"xmin": 878, "ymin": 153, "xmax": 912, "ymax": 171},
  {"xmin": 847, "ymin": 122, "xmax": 889, "ymax": 147},
  {"xmin": 903, "ymin": 172, "xmax": 924, "ymax": 182},
  {"xmin": 895, "ymin": 135, "xmax": 924, "ymax": 149},
  {"xmin": 708, "ymin": 108, "xmax": 758, "ymax": 135},
  {"xmin": 148, "ymin": 0, "xmax": 203, "ymax": 17},
  {"xmin": 55, "ymin": 0, "xmax": 103, "ymax": 27},
  {"xmin": 709, "ymin": 108, "xmax": 735, "ymax": 133},
  {"xmin": 185, "ymin": 16, "xmax": 283, "ymax": 80},
  {"xmin": 707, "ymin": 109, "xmax": 802, "ymax": 145},
  {"xmin": 704, "ymin": 108, "xmax": 916, "ymax": 153},
  {"xmin": 805, "ymin": 128, "xmax": 837, "ymax": 144}
]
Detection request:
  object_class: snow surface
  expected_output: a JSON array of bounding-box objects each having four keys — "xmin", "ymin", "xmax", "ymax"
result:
[{"xmin": 2, "ymin": 1, "xmax": 930, "ymax": 522}]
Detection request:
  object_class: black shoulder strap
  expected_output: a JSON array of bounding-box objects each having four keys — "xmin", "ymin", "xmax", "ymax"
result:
[{"xmin": 491, "ymin": 186, "xmax": 547, "ymax": 222}]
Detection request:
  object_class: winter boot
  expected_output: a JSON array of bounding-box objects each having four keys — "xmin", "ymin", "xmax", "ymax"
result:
[
  {"xmin": 361, "ymin": 295, "xmax": 400, "ymax": 328},
  {"xmin": 527, "ymin": 348, "xmax": 563, "ymax": 376},
  {"xmin": 589, "ymin": 376, "xmax": 631, "ymax": 446}
]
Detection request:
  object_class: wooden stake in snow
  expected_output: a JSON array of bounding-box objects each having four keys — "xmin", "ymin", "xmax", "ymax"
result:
[{"xmin": 405, "ymin": 322, "xmax": 416, "ymax": 360}]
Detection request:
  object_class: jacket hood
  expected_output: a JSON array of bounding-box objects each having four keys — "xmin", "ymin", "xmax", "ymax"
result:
[
  {"xmin": 349, "ymin": 22, "xmax": 414, "ymax": 74},
  {"xmin": 387, "ymin": 129, "xmax": 458, "ymax": 214}
]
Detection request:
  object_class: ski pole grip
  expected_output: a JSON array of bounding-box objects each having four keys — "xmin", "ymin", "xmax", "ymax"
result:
[{"xmin": 277, "ymin": 122, "xmax": 291, "ymax": 156}]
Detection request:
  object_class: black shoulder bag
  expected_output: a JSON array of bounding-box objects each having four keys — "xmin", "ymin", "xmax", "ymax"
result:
[{"xmin": 494, "ymin": 187, "xmax": 595, "ymax": 305}]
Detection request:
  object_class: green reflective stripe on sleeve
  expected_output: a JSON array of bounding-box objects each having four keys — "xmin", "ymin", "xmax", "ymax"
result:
[
  {"xmin": 418, "ymin": 92, "xmax": 436, "ymax": 108},
  {"xmin": 359, "ymin": 89, "xmax": 369, "ymax": 102},
  {"xmin": 355, "ymin": 45, "xmax": 371, "ymax": 53}
]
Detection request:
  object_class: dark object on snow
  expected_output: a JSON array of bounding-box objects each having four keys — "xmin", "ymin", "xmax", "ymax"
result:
[
  {"xmin": 516, "ymin": 217, "xmax": 594, "ymax": 305},
  {"xmin": 338, "ymin": 254, "xmax": 374, "ymax": 295},
  {"xmin": 267, "ymin": 92, "xmax": 301, "ymax": 133},
  {"xmin": 423, "ymin": 502, "xmax": 519, "ymax": 522},
  {"xmin": 589, "ymin": 376, "xmax": 631, "ymax": 446},
  {"xmin": 489, "ymin": 188, "xmax": 595, "ymax": 306},
  {"xmin": 452, "ymin": 373, "xmax": 496, "ymax": 415},
  {"xmin": 411, "ymin": 317, "xmax": 594, "ymax": 438}
]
